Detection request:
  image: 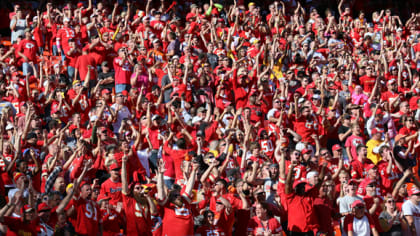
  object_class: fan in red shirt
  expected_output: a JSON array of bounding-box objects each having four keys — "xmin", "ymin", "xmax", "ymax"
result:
[
  {"xmin": 121, "ymin": 155, "xmax": 156, "ymax": 235},
  {"xmin": 157, "ymin": 158, "xmax": 198, "ymax": 236},
  {"xmin": 66, "ymin": 163, "xmax": 101, "ymax": 236},
  {"xmin": 56, "ymin": 17, "xmax": 75, "ymax": 55},
  {"xmin": 99, "ymin": 162, "xmax": 123, "ymax": 206},
  {"xmin": 113, "ymin": 47, "xmax": 134, "ymax": 92},
  {"xmin": 247, "ymin": 202, "xmax": 283, "ymax": 236},
  {"xmin": 17, "ymin": 29, "xmax": 39, "ymax": 75}
]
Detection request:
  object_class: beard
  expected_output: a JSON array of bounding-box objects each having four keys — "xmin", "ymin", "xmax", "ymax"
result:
[{"xmin": 133, "ymin": 192, "xmax": 147, "ymax": 205}]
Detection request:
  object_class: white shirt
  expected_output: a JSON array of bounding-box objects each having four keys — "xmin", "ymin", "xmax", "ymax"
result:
[
  {"xmin": 352, "ymin": 215, "xmax": 371, "ymax": 236},
  {"xmin": 402, "ymin": 199, "xmax": 420, "ymax": 234}
]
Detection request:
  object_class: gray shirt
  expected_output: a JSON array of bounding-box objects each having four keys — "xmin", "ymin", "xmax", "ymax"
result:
[
  {"xmin": 161, "ymin": 74, "xmax": 173, "ymax": 103},
  {"xmin": 10, "ymin": 18, "xmax": 27, "ymax": 43}
]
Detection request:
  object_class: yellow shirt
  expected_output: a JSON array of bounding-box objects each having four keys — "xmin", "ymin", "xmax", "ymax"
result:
[{"xmin": 366, "ymin": 138, "xmax": 382, "ymax": 165}]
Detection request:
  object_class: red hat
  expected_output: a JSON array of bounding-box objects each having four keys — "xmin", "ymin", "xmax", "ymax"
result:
[
  {"xmin": 22, "ymin": 204, "xmax": 34, "ymax": 213},
  {"xmin": 97, "ymin": 193, "xmax": 111, "ymax": 203},
  {"xmin": 293, "ymin": 180, "xmax": 308, "ymax": 189},
  {"xmin": 13, "ymin": 172, "xmax": 24, "ymax": 183},
  {"xmin": 375, "ymin": 109, "xmax": 383, "ymax": 116},
  {"xmin": 80, "ymin": 181, "xmax": 90, "ymax": 188},
  {"xmin": 37, "ymin": 203, "xmax": 51, "ymax": 212},
  {"xmin": 409, "ymin": 186, "xmax": 420, "ymax": 196},
  {"xmin": 332, "ymin": 144, "xmax": 342, "ymax": 151},
  {"xmin": 301, "ymin": 148, "xmax": 312, "ymax": 155},
  {"xmin": 371, "ymin": 127, "xmax": 384, "ymax": 135},
  {"xmin": 101, "ymin": 89, "xmax": 111, "ymax": 96},
  {"xmin": 109, "ymin": 162, "xmax": 120, "ymax": 171},
  {"xmin": 366, "ymin": 164, "xmax": 377, "ymax": 171},
  {"xmin": 351, "ymin": 200, "xmax": 365, "ymax": 208},
  {"xmin": 386, "ymin": 79, "xmax": 396, "ymax": 86},
  {"xmin": 121, "ymin": 90, "xmax": 128, "ymax": 96},
  {"xmin": 77, "ymin": 2, "xmax": 84, "ymax": 8}
]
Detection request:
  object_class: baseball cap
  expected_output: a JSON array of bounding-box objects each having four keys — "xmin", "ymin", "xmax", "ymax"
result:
[
  {"xmin": 351, "ymin": 200, "xmax": 365, "ymax": 209},
  {"xmin": 37, "ymin": 203, "xmax": 52, "ymax": 212},
  {"xmin": 386, "ymin": 79, "xmax": 396, "ymax": 86},
  {"xmin": 97, "ymin": 193, "xmax": 111, "ymax": 203},
  {"xmin": 293, "ymin": 180, "xmax": 307, "ymax": 189},
  {"xmin": 301, "ymin": 148, "xmax": 312, "ymax": 155},
  {"xmin": 72, "ymin": 80, "xmax": 81, "ymax": 86},
  {"xmin": 366, "ymin": 164, "xmax": 377, "ymax": 171},
  {"xmin": 109, "ymin": 162, "xmax": 120, "ymax": 171},
  {"xmin": 101, "ymin": 88, "xmax": 111, "ymax": 96},
  {"xmin": 22, "ymin": 204, "xmax": 34, "ymax": 213},
  {"xmin": 332, "ymin": 144, "xmax": 342, "ymax": 151},
  {"xmin": 192, "ymin": 116, "xmax": 203, "ymax": 125},
  {"xmin": 375, "ymin": 108, "xmax": 383, "ymax": 116},
  {"xmin": 26, "ymin": 132, "xmax": 37, "ymax": 140},
  {"xmin": 13, "ymin": 172, "xmax": 24, "ymax": 183},
  {"xmin": 409, "ymin": 186, "xmax": 420, "ymax": 196},
  {"xmin": 371, "ymin": 127, "xmax": 384, "ymax": 135},
  {"xmin": 152, "ymin": 114, "xmax": 161, "ymax": 121}
]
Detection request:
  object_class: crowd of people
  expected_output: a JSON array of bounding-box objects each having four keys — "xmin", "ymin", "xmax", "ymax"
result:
[{"xmin": 0, "ymin": 0, "xmax": 419, "ymax": 235}]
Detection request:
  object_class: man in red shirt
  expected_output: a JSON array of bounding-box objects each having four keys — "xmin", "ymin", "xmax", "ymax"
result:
[
  {"xmin": 359, "ymin": 65, "xmax": 376, "ymax": 93},
  {"xmin": 121, "ymin": 155, "xmax": 156, "ymax": 235},
  {"xmin": 18, "ymin": 28, "xmax": 39, "ymax": 76},
  {"xmin": 56, "ymin": 17, "xmax": 75, "ymax": 58},
  {"xmin": 157, "ymin": 158, "xmax": 198, "ymax": 236},
  {"xmin": 284, "ymin": 162, "xmax": 326, "ymax": 235},
  {"xmin": 100, "ymin": 162, "xmax": 122, "ymax": 207},
  {"xmin": 113, "ymin": 47, "xmax": 134, "ymax": 93}
]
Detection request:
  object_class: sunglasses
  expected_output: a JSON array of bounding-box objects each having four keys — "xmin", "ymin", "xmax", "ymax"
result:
[{"xmin": 387, "ymin": 200, "xmax": 395, "ymax": 203}]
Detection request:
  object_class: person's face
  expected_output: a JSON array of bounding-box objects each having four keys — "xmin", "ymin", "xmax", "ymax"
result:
[
  {"xmin": 353, "ymin": 205, "xmax": 365, "ymax": 218},
  {"xmin": 352, "ymin": 125, "xmax": 361, "ymax": 135},
  {"xmin": 302, "ymin": 108, "xmax": 311, "ymax": 117},
  {"xmin": 214, "ymin": 182, "xmax": 224, "ymax": 193},
  {"xmin": 169, "ymin": 190, "xmax": 183, "ymax": 207},
  {"xmin": 255, "ymin": 203, "xmax": 267, "ymax": 218},
  {"xmin": 358, "ymin": 147, "xmax": 367, "ymax": 158},
  {"xmin": 291, "ymin": 151, "xmax": 301, "ymax": 163},
  {"xmin": 205, "ymin": 212, "xmax": 214, "ymax": 224},
  {"xmin": 366, "ymin": 184, "xmax": 376, "ymax": 196},
  {"xmin": 80, "ymin": 185, "xmax": 92, "ymax": 200},
  {"xmin": 368, "ymin": 168, "xmax": 378, "ymax": 179},
  {"xmin": 71, "ymin": 113, "xmax": 81, "ymax": 124},
  {"xmin": 111, "ymin": 169, "xmax": 120, "ymax": 179}
]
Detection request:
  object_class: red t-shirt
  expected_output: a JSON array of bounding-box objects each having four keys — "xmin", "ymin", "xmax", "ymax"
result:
[
  {"xmin": 18, "ymin": 39, "xmax": 38, "ymax": 62},
  {"xmin": 75, "ymin": 54, "xmax": 96, "ymax": 81},
  {"xmin": 113, "ymin": 57, "xmax": 132, "ymax": 85},
  {"xmin": 122, "ymin": 194, "xmax": 152, "ymax": 235},
  {"xmin": 285, "ymin": 187, "xmax": 319, "ymax": 232},
  {"xmin": 100, "ymin": 178, "xmax": 123, "ymax": 206}
]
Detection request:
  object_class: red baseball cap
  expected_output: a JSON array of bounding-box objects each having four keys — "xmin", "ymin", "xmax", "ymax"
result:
[
  {"xmin": 37, "ymin": 203, "xmax": 51, "ymax": 212},
  {"xmin": 332, "ymin": 144, "xmax": 342, "ymax": 151},
  {"xmin": 301, "ymin": 148, "xmax": 312, "ymax": 155},
  {"xmin": 366, "ymin": 164, "xmax": 377, "ymax": 171},
  {"xmin": 409, "ymin": 186, "xmax": 420, "ymax": 196},
  {"xmin": 13, "ymin": 172, "xmax": 24, "ymax": 183},
  {"xmin": 97, "ymin": 193, "xmax": 111, "ymax": 203},
  {"xmin": 109, "ymin": 162, "xmax": 120, "ymax": 171},
  {"xmin": 371, "ymin": 127, "xmax": 384, "ymax": 135},
  {"xmin": 101, "ymin": 89, "xmax": 111, "ymax": 96},
  {"xmin": 351, "ymin": 200, "xmax": 365, "ymax": 209},
  {"xmin": 293, "ymin": 180, "xmax": 308, "ymax": 189}
]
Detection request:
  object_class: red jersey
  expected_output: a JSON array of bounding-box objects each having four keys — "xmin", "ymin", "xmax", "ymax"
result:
[
  {"xmin": 57, "ymin": 27, "xmax": 75, "ymax": 52},
  {"xmin": 122, "ymin": 194, "xmax": 152, "ymax": 235},
  {"xmin": 160, "ymin": 195, "xmax": 194, "ymax": 236},
  {"xmin": 101, "ymin": 209, "xmax": 123, "ymax": 236},
  {"xmin": 75, "ymin": 54, "xmax": 96, "ymax": 81},
  {"xmin": 196, "ymin": 225, "xmax": 226, "ymax": 236},
  {"xmin": 293, "ymin": 115, "xmax": 319, "ymax": 144},
  {"xmin": 68, "ymin": 197, "xmax": 100, "ymax": 235}
]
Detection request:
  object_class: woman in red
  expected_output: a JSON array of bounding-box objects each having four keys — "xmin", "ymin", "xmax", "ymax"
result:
[
  {"xmin": 196, "ymin": 210, "xmax": 226, "ymax": 236},
  {"xmin": 247, "ymin": 202, "xmax": 283, "ymax": 236}
]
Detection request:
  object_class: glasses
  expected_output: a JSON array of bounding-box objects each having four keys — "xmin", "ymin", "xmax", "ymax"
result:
[
  {"xmin": 407, "ymin": 119, "xmax": 413, "ymax": 122},
  {"xmin": 355, "ymin": 206, "xmax": 365, "ymax": 209},
  {"xmin": 74, "ymin": 83, "xmax": 81, "ymax": 87},
  {"xmin": 117, "ymin": 95, "xmax": 125, "ymax": 97},
  {"xmin": 220, "ymin": 143, "xmax": 226, "ymax": 146},
  {"xmin": 387, "ymin": 200, "xmax": 395, "ymax": 203},
  {"xmin": 321, "ymin": 152, "xmax": 328, "ymax": 156},
  {"xmin": 134, "ymin": 186, "xmax": 141, "ymax": 190},
  {"xmin": 366, "ymin": 68, "xmax": 372, "ymax": 71},
  {"xmin": 274, "ymin": 101, "xmax": 281, "ymax": 103}
]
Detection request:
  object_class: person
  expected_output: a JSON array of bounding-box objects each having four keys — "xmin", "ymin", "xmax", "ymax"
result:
[
  {"xmin": 121, "ymin": 154, "xmax": 156, "ymax": 235},
  {"xmin": 247, "ymin": 202, "xmax": 283, "ymax": 236},
  {"xmin": 402, "ymin": 186, "xmax": 420, "ymax": 235},
  {"xmin": 343, "ymin": 200, "xmax": 380, "ymax": 236},
  {"xmin": 378, "ymin": 195, "xmax": 405, "ymax": 236},
  {"xmin": 195, "ymin": 210, "xmax": 225, "ymax": 236}
]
